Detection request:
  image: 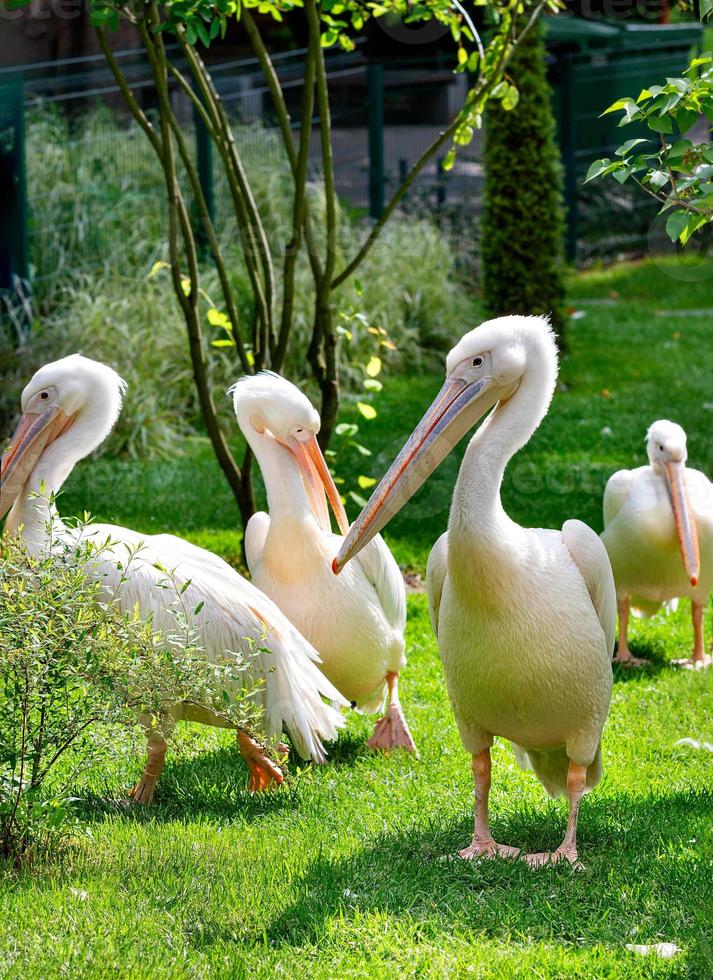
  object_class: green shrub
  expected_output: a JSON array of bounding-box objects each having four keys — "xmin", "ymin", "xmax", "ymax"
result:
[
  {"xmin": 481, "ymin": 20, "xmax": 566, "ymax": 338},
  {"xmin": 0, "ymin": 521, "xmax": 264, "ymax": 865}
]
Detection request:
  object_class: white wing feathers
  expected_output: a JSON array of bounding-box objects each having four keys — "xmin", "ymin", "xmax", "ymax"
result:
[
  {"xmin": 77, "ymin": 524, "xmax": 346, "ymax": 762},
  {"xmin": 562, "ymin": 519, "xmax": 617, "ymax": 657},
  {"xmin": 426, "ymin": 532, "xmax": 448, "ymax": 638},
  {"xmin": 245, "ymin": 511, "xmax": 270, "ymax": 574},
  {"xmin": 353, "ymin": 533, "xmax": 406, "ymax": 632},
  {"xmin": 602, "ymin": 469, "xmax": 633, "ymax": 529}
]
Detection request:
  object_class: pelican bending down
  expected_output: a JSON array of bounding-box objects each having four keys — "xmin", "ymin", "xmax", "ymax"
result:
[
  {"xmin": 232, "ymin": 373, "xmax": 415, "ymax": 753},
  {"xmin": 335, "ymin": 316, "xmax": 615, "ymax": 866},
  {"xmin": 601, "ymin": 420, "xmax": 713, "ymax": 669},
  {"xmin": 0, "ymin": 355, "xmax": 346, "ymax": 801}
]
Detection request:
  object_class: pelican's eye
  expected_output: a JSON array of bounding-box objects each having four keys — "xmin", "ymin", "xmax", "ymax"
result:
[
  {"xmin": 40, "ymin": 391, "xmax": 49, "ymax": 400},
  {"xmin": 472, "ymin": 356, "xmax": 484, "ymax": 368},
  {"xmin": 659, "ymin": 444, "xmax": 664, "ymax": 452}
]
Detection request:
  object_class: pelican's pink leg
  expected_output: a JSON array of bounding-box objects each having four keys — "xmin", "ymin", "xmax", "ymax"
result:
[
  {"xmin": 672, "ymin": 601, "xmax": 712, "ymax": 670},
  {"xmin": 130, "ymin": 731, "xmax": 167, "ymax": 805},
  {"xmin": 237, "ymin": 730, "xmax": 285, "ymax": 792},
  {"xmin": 367, "ymin": 672, "xmax": 418, "ymax": 755},
  {"xmin": 459, "ymin": 749, "xmax": 520, "ymax": 860},
  {"xmin": 613, "ymin": 597, "xmax": 649, "ymax": 667},
  {"xmin": 524, "ymin": 761, "xmax": 586, "ymax": 869}
]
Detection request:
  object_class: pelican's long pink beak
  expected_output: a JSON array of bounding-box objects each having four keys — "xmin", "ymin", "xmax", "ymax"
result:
[
  {"xmin": 333, "ymin": 374, "xmax": 497, "ymax": 574},
  {"xmin": 0, "ymin": 406, "xmax": 74, "ymax": 520},
  {"xmin": 665, "ymin": 459, "xmax": 700, "ymax": 586},
  {"xmin": 286, "ymin": 434, "xmax": 349, "ymax": 536}
]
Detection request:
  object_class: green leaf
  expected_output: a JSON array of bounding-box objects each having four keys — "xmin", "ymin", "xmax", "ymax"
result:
[
  {"xmin": 584, "ymin": 158, "xmax": 611, "ymax": 183},
  {"xmin": 680, "ymin": 213, "xmax": 711, "ymax": 245},
  {"xmin": 335, "ymin": 423, "xmax": 359, "ymax": 438},
  {"xmin": 207, "ymin": 309, "xmax": 232, "ymax": 330},
  {"xmin": 612, "ymin": 166, "xmax": 635, "ymax": 185},
  {"xmin": 600, "ymin": 98, "xmax": 637, "ymax": 117},
  {"xmin": 675, "ymin": 108, "xmax": 698, "ymax": 133},
  {"xmin": 211, "ymin": 339, "xmax": 234, "ymax": 348},
  {"xmin": 365, "ymin": 356, "xmax": 382, "ymax": 378},
  {"xmin": 349, "ymin": 441, "xmax": 372, "ymax": 457},
  {"xmin": 647, "ymin": 114, "xmax": 673, "ymax": 134},
  {"xmin": 665, "ymin": 210, "xmax": 689, "ymax": 243},
  {"xmin": 148, "ymin": 260, "xmax": 170, "ymax": 279},
  {"xmin": 501, "ymin": 85, "xmax": 519, "ymax": 111},
  {"xmin": 615, "ymin": 138, "xmax": 648, "ymax": 157},
  {"xmin": 357, "ymin": 475, "xmax": 377, "ymax": 489},
  {"xmin": 647, "ymin": 170, "xmax": 669, "ymax": 190},
  {"xmin": 362, "ymin": 378, "xmax": 383, "ymax": 393},
  {"xmin": 442, "ymin": 149, "xmax": 457, "ymax": 172},
  {"xmin": 357, "ymin": 402, "xmax": 377, "ymax": 420}
]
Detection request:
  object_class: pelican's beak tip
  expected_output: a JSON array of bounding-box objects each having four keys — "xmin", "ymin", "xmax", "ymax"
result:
[
  {"xmin": 332, "ymin": 556, "xmax": 342, "ymax": 576},
  {"xmin": 691, "ymin": 574, "xmax": 698, "ymax": 587}
]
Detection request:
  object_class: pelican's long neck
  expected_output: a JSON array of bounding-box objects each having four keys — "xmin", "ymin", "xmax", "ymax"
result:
[
  {"xmin": 241, "ymin": 422, "xmax": 313, "ymax": 526},
  {"xmin": 450, "ymin": 339, "xmax": 557, "ymax": 543},
  {"xmin": 6, "ymin": 440, "xmax": 75, "ymax": 551},
  {"xmin": 6, "ymin": 412, "xmax": 106, "ymax": 552}
]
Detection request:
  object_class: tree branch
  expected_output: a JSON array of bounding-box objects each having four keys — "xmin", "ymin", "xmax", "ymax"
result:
[
  {"xmin": 179, "ymin": 36, "xmax": 276, "ymax": 366},
  {"xmin": 244, "ymin": 10, "xmax": 317, "ymax": 369},
  {"xmin": 139, "ymin": 10, "xmax": 248, "ymax": 515},
  {"xmin": 165, "ymin": 70, "xmax": 253, "ymax": 373}
]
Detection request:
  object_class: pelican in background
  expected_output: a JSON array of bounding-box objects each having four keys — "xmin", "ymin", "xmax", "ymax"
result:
[
  {"xmin": 1, "ymin": 355, "xmax": 346, "ymax": 800},
  {"xmin": 602, "ymin": 420, "xmax": 713, "ymax": 669},
  {"xmin": 335, "ymin": 316, "xmax": 615, "ymax": 866},
  {"xmin": 232, "ymin": 373, "xmax": 416, "ymax": 753}
]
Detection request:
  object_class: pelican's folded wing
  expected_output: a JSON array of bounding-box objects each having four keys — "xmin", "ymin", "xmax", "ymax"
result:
[
  {"xmin": 245, "ymin": 511, "xmax": 271, "ymax": 575},
  {"xmin": 426, "ymin": 532, "xmax": 448, "ymax": 639},
  {"xmin": 562, "ymin": 519, "xmax": 616, "ymax": 657},
  {"xmin": 353, "ymin": 533, "xmax": 406, "ymax": 633},
  {"xmin": 602, "ymin": 469, "xmax": 633, "ymax": 529}
]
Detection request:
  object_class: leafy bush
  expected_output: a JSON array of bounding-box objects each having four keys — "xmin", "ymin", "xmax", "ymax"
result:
[
  {"xmin": 481, "ymin": 19, "xmax": 566, "ymax": 337},
  {"xmin": 0, "ymin": 520, "xmax": 264, "ymax": 865}
]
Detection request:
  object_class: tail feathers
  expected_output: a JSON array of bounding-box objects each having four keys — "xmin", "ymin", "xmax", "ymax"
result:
[
  {"xmin": 261, "ymin": 621, "xmax": 347, "ymax": 763},
  {"xmin": 511, "ymin": 743, "xmax": 603, "ymax": 799}
]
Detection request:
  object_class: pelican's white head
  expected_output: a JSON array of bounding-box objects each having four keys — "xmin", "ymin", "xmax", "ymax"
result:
[
  {"xmin": 334, "ymin": 315, "xmax": 558, "ymax": 571},
  {"xmin": 232, "ymin": 371, "xmax": 321, "ymax": 444},
  {"xmin": 1, "ymin": 354, "xmax": 126, "ymax": 521},
  {"xmin": 646, "ymin": 419, "xmax": 688, "ymax": 471},
  {"xmin": 231, "ymin": 372, "xmax": 348, "ymax": 534},
  {"xmin": 644, "ymin": 419, "xmax": 699, "ymax": 586}
]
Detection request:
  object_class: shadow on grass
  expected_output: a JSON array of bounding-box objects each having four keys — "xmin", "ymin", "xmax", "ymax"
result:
[
  {"xmin": 75, "ymin": 743, "xmax": 301, "ymax": 825},
  {"xmin": 611, "ymin": 634, "xmax": 679, "ymax": 683},
  {"xmin": 258, "ymin": 789, "xmax": 712, "ymax": 959}
]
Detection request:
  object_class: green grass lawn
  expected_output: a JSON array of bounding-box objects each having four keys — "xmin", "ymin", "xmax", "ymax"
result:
[{"xmin": 2, "ymin": 259, "xmax": 712, "ymax": 978}]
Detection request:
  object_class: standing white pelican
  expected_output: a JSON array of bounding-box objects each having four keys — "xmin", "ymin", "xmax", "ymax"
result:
[
  {"xmin": 334, "ymin": 316, "xmax": 615, "ymax": 866},
  {"xmin": 601, "ymin": 420, "xmax": 713, "ymax": 669},
  {"xmin": 0, "ymin": 355, "xmax": 346, "ymax": 801},
  {"xmin": 232, "ymin": 373, "xmax": 415, "ymax": 753}
]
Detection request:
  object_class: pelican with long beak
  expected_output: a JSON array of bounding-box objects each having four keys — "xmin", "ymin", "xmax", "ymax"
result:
[
  {"xmin": 2, "ymin": 355, "xmax": 346, "ymax": 800},
  {"xmin": 601, "ymin": 420, "xmax": 713, "ymax": 669},
  {"xmin": 335, "ymin": 316, "xmax": 616, "ymax": 866},
  {"xmin": 232, "ymin": 372, "xmax": 415, "ymax": 753}
]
